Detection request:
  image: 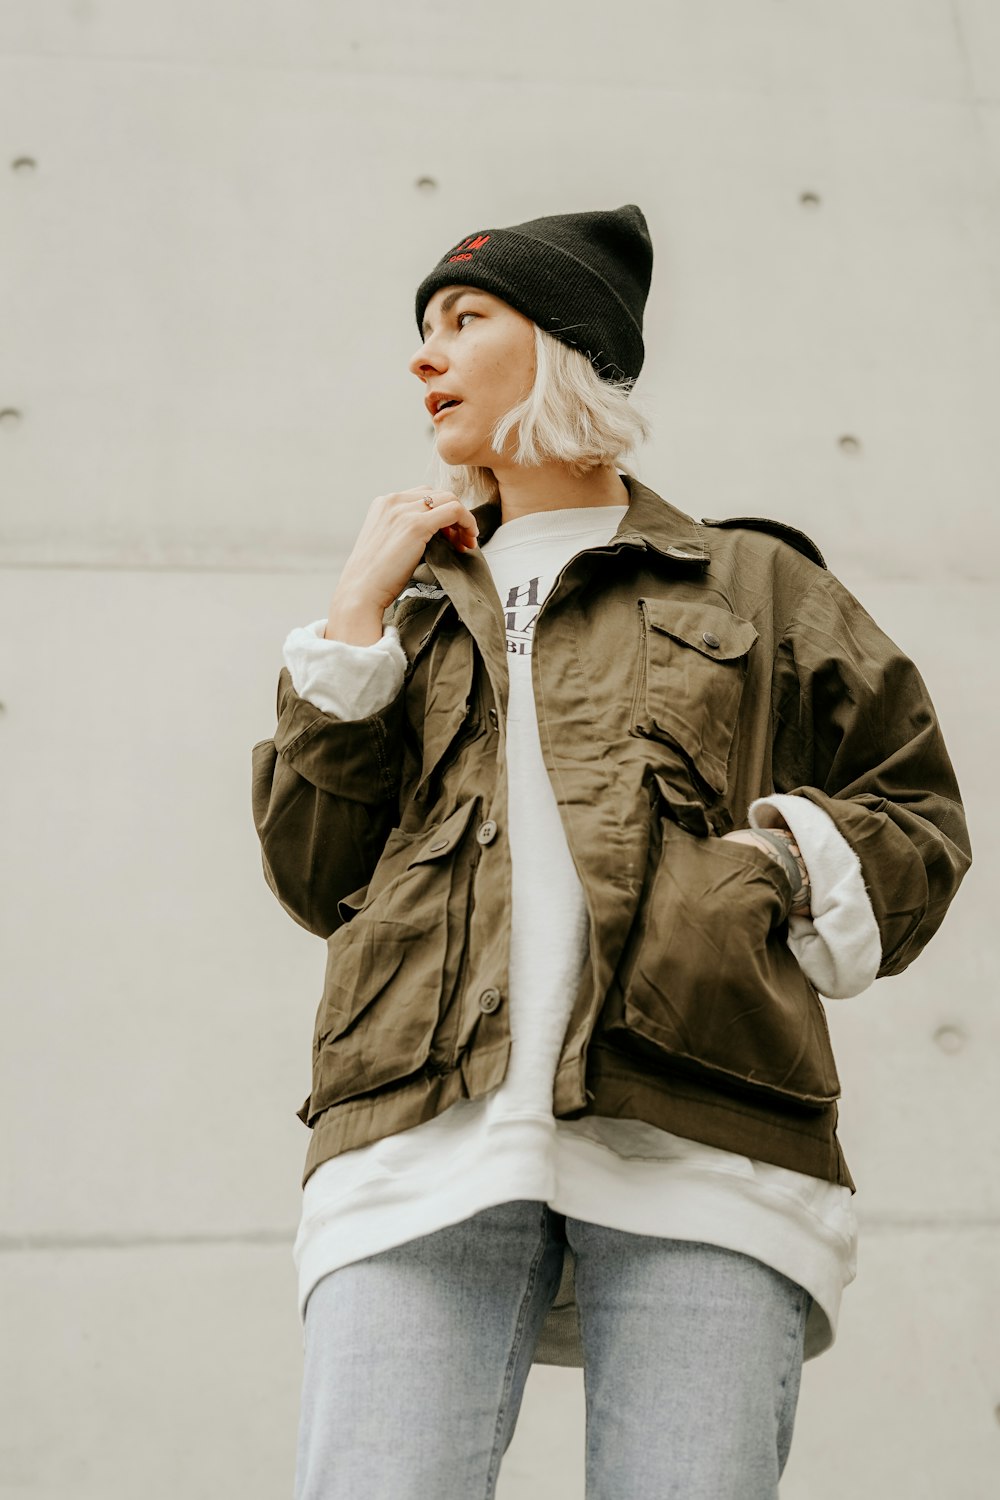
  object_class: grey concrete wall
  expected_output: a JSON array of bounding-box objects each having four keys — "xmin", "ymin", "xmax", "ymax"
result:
[{"xmin": 1, "ymin": 4, "xmax": 997, "ymax": 1495}]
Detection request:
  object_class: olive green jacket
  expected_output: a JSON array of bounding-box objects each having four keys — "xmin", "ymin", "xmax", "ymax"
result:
[{"xmin": 252, "ymin": 476, "xmax": 971, "ymax": 1193}]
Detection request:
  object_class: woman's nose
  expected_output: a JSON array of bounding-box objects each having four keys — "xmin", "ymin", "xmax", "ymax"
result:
[{"xmin": 408, "ymin": 342, "xmax": 445, "ymax": 382}]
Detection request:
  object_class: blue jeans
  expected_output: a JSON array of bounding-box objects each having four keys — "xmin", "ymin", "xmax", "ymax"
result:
[{"xmin": 294, "ymin": 1200, "xmax": 812, "ymax": 1499}]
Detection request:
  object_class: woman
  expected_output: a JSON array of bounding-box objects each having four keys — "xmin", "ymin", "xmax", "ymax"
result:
[{"xmin": 252, "ymin": 205, "xmax": 971, "ymax": 1499}]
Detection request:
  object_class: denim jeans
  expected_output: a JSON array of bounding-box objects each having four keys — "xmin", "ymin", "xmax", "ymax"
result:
[{"xmin": 294, "ymin": 1199, "xmax": 812, "ymax": 1499}]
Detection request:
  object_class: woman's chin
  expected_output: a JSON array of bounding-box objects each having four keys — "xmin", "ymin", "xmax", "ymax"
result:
[{"xmin": 435, "ymin": 433, "xmax": 492, "ymax": 469}]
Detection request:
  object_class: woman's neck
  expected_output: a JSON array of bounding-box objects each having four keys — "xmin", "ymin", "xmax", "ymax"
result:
[{"xmin": 489, "ymin": 461, "xmax": 630, "ymax": 524}]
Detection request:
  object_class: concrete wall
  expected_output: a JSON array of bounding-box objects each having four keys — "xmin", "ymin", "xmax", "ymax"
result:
[{"xmin": 1, "ymin": 4, "xmax": 997, "ymax": 1495}]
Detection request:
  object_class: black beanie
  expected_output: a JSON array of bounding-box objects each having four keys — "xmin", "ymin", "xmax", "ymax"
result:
[{"xmin": 414, "ymin": 204, "xmax": 653, "ymax": 385}]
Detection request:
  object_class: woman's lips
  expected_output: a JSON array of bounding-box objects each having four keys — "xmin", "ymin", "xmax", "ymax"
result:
[{"xmin": 432, "ymin": 401, "xmax": 463, "ymax": 422}]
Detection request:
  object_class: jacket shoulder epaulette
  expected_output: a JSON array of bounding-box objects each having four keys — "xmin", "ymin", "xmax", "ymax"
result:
[{"xmin": 700, "ymin": 515, "xmax": 827, "ymax": 569}]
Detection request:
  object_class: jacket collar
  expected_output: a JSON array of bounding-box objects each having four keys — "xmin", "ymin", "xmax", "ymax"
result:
[
  {"xmin": 452, "ymin": 472, "xmax": 709, "ymax": 568},
  {"xmin": 414, "ymin": 475, "xmax": 711, "ymax": 599},
  {"xmin": 603, "ymin": 474, "xmax": 709, "ymax": 566}
]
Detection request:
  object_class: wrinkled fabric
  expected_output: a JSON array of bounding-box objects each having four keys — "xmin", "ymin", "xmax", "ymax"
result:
[
  {"xmin": 251, "ymin": 475, "xmax": 972, "ymax": 1194},
  {"xmin": 749, "ymin": 794, "xmax": 882, "ymax": 997},
  {"xmin": 288, "ymin": 504, "xmax": 857, "ymax": 1376}
]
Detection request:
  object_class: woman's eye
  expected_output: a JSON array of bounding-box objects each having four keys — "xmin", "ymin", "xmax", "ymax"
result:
[{"xmin": 457, "ymin": 311, "xmax": 478, "ymax": 328}]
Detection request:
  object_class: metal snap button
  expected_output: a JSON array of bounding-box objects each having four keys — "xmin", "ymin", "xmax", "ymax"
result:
[
  {"xmin": 701, "ymin": 631, "xmax": 721, "ymax": 649},
  {"xmin": 488, "ymin": 707, "xmax": 499, "ymax": 728},
  {"xmin": 478, "ymin": 987, "xmax": 502, "ymax": 1013},
  {"xmin": 476, "ymin": 819, "xmax": 497, "ymax": 845}
]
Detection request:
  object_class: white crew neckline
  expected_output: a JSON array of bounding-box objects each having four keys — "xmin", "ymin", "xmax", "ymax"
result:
[{"xmin": 481, "ymin": 503, "xmax": 630, "ymax": 552}]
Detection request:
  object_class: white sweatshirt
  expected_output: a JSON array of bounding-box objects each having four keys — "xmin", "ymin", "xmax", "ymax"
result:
[{"xmin": 287, "ymin": 504, "xmax": 882, "ymax": 1362}]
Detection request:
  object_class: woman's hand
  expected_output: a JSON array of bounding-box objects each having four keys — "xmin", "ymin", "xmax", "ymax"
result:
[
  {"xmin": 324, "ymin": 487, "xmax": 479, "ymax": 645},
  {"xmin": 722, "ymin": 827, "xmax": 812, "ymax": 917}
]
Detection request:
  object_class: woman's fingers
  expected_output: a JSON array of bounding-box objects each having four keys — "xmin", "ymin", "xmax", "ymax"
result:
[
  {"xmin": 328, "ymin": 488, "xmax": 480, "ymax": 622},
  {"xmin": 403, "ymin": 490, "xmax": 479, "ymax": 551},
  {"xmin": 332, "ymin": 486, "xmax": 479, "ymax": 615},
  {"xmin": 441, "ymin": 520, "xmax": 478, "ymax": 551}
]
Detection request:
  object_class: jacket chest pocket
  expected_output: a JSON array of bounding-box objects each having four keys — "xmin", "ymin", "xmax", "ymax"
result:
[
  {"xmin": 629, "ymin": 599, "xmax": 759, "ymax": 797},
  {"xmin": 301, "ymin": 794, "xmax": 481, "ymax": 1121}
]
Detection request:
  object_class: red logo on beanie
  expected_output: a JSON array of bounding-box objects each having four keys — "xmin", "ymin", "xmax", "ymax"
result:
[{"xmin": 447, "ymin": 232, "xmax": 490, "ymax": 263}]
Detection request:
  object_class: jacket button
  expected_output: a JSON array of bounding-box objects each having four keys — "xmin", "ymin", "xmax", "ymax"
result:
[
  {"xmin": 479, "ymin": 987, "xmax": 502, "ymax": 1013},
  {"xmin": 427, "ymin": 837, "xmax": 449, "ymax": 853},
  {"xmin": 488, "ymin": 707, "xmax": 499, "ymax": 729},
  {"xmin": 476, "ymin": 819, "xmax": 497, "ymax": 845},
  {"xmin": 701, "ymin": 631, "xmax": 721, "ymax": 649}
]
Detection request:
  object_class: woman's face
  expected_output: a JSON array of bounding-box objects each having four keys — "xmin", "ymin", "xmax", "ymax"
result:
[{"xmin": 409, "ymin": 285, "xmax": 536, "ymax": 468}]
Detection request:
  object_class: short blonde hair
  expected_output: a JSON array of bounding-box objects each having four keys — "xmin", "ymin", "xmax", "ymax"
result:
[{"xmin": 428, "ymin": 323, "xmax": 651, "ymax": 507}]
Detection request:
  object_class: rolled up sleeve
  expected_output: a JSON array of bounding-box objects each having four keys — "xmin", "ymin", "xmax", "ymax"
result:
[{"xmin": 769, "ymin": 570, "xmax": 972, "ymax": 979}]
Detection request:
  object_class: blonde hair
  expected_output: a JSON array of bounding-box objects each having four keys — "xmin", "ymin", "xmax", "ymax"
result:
[{"xmin": 427, "ymin": 323, "xmax": 652, "ymax": 506}]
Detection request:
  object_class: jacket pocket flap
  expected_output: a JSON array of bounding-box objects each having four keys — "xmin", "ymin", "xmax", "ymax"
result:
[
  {"xmin": 407, "ymin": 796, "xmax": 481, "ymax": 866},
  {"xmin": 643, "ymin": 599, "xmax": 759, "ymax": 661}
]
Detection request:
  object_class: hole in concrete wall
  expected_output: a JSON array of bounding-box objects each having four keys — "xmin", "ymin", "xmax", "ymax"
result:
[
  {"xmin": 0, "ymin": 408, "xmax": 23, "ymax": 425},
  {"xmin": 11, "ymin": 157, "xmax": 36, "ymax": 173},
  {"xmin": 837, "ymin": 434, "xmax": 862, "ymax": 456},
  {"xmin": 933, "ymin": 1024, "xmax": 966, "ymax": 1054},
  {"xmin": 416, "ymin": 176, "xmax": 439, "ymax": 193},
  {"xmin": 799, "ymin": 191, "xmax": 821, "ymax": 209}
]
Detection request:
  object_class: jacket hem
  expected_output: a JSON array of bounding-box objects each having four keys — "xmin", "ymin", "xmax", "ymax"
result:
[{"xmin": 584, "ymin": 1044, "xmax": 856, "ymax": 1191}]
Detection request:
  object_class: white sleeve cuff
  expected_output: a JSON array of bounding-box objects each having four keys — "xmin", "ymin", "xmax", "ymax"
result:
[
  {"xmin": 748, "ymin": 793, "xmax": 882, "ymax": 999},
  {"xmin": 282, "ymin": 619, "xmax": 408, "ymax": 721}
]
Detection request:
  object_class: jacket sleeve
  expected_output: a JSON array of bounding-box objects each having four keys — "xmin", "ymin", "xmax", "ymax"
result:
[
  {"xmin": 283, "ymin": 618, "xmax": 408, "ymax": 720},
  {"xmin": 749, "ymin": 791, "xmax": 882, "ymax": 998},
  {"xmin": 769, "ymin": 568, "xmax": 972, "ymax": 978},
  {"xmin": 251, "ymin": 665, "xmax": 406, "ymax": 940}
]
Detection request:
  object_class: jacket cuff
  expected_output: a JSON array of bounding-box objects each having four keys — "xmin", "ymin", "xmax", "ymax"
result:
[
  {"xmin": 749, "ymin": 794, "xmax": 882, "ymax": 999},
  {"xmin": 273, "ymin": 657, "xmax": 405, "ymax": 804},
  {"xmin": 282, "ymin": 619, "xmax": 408, "ymax": 721}
]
